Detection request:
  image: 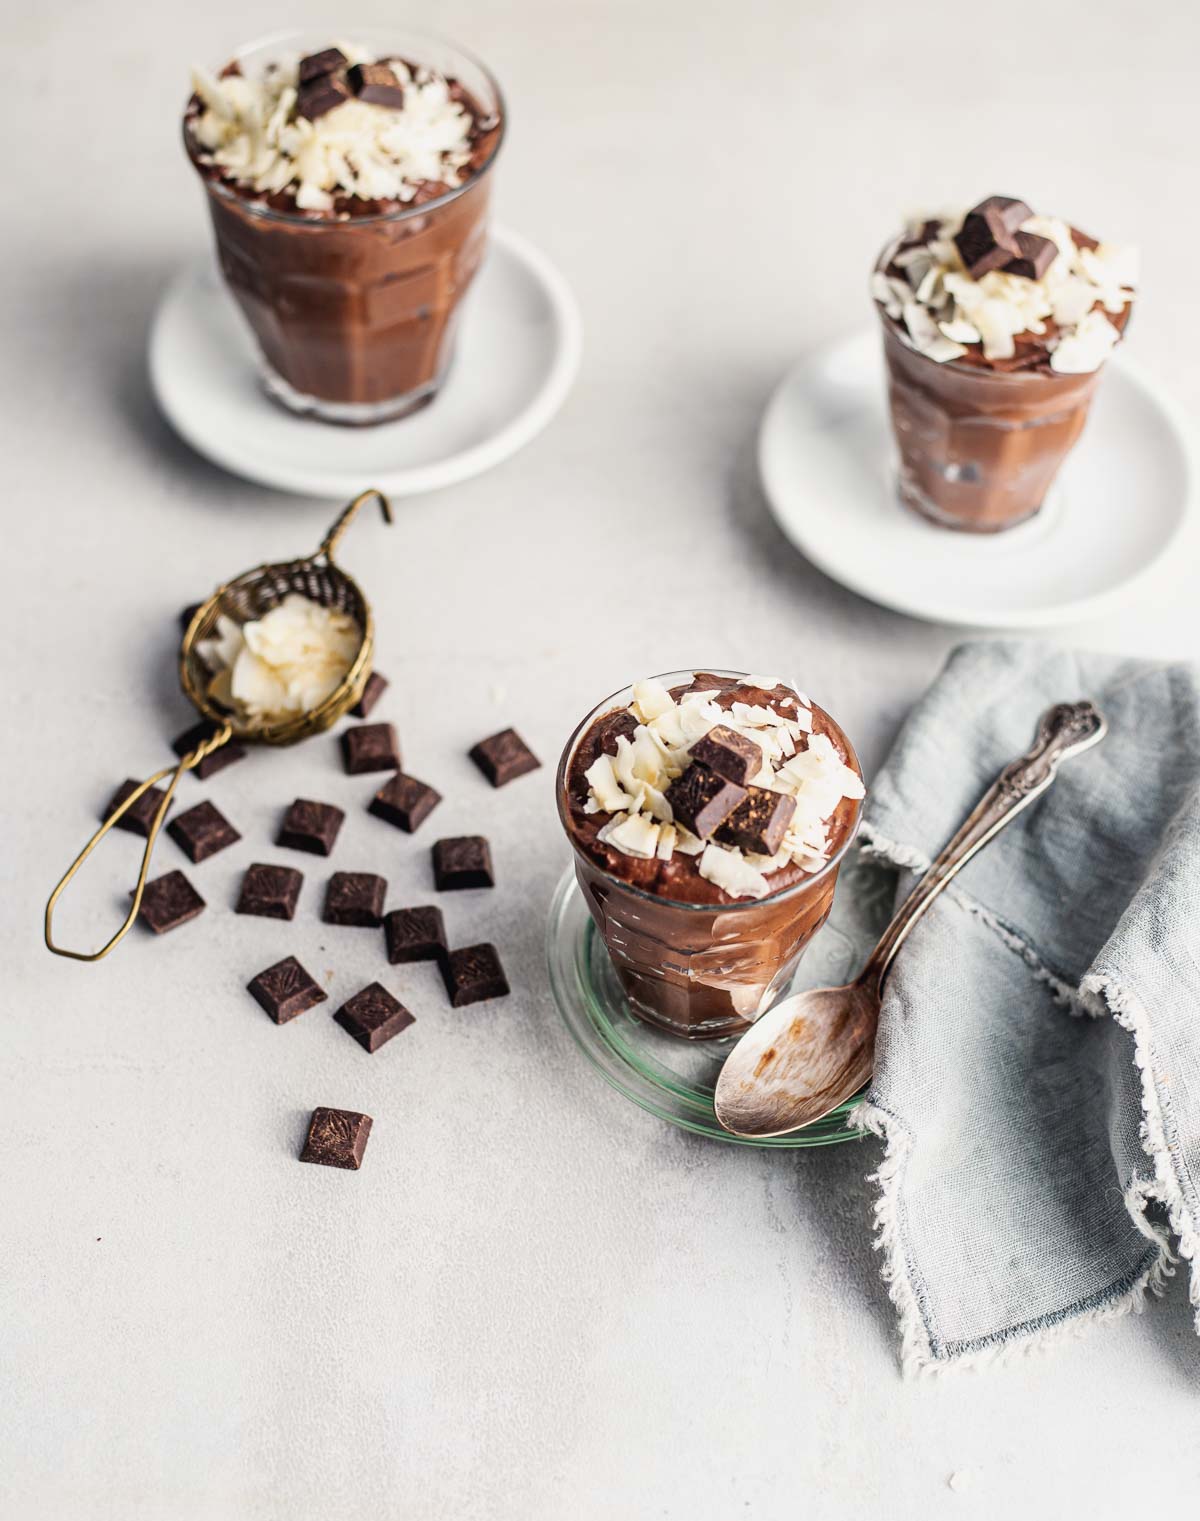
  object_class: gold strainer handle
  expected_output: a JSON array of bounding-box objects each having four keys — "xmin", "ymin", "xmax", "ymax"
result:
[
  {"xmin": 318, "ymin": 487, "xmax": 392, "ymax": 563},
  {"xmin": 44, "ymin": 725, "xmax": 233, "ymax": 962}
]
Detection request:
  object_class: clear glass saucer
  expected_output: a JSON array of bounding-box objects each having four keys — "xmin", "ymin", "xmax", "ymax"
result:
[{"xmin": 546, "ymin": 867, "xmax": 866, "ymax": 1147}]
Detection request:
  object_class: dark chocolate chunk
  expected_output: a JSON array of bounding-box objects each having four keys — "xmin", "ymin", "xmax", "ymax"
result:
[
  {"xmin": 173, "ymin": 720, "xmax": 246, "ymax": 781},
  {"xmin": 1003, "ymin": 231, "xmax": 1057, "ymax": 281},
  {"xmin": 334, "ymin": 982, "xmax": 415, "ymax": 1053},
  {"xmin": 368, "ymin": 772, "xmax": 442, "ymax": 833},
  {"xmin": 247, "ymin": 955, "xmax": 327, "ymax": 1024},
  {"xmin": 664, "ymin": 764, "xmax": 747, "ymax": 840},
  {"xmin": 350, "ymin": 670, "xmax": 389, "ymax": 719},
  {"xmin": 167, "ymin": 799, "xmax": 241, "ymax": 863},
  {"xmin": 432, "ymin": 835, "xmax": 495, "ymax": 891},
  {"xmin": 688, "ymin": 724, "xmax": 763, "ymax": 787},
  {"xmin": 137, "ymin": 870, "xmax": 205, "ymax": 934},
  {"xmin": 323, "ymin": 871, "xmax": 387, "ymax": 927},
  {"xmin": 296, "ymin": 73, "xmax": 352, "ymax": 120},
  {"xmin": 179, "ymin": 603, "xmax": 203, "ymax": 633},
  {"xmin": 277, "ymin": 798, "xmax": 345, "ymax": 857},
  {"xmin": 715, "ymin": 787, "xmax": 797, "ymax": 857},
  {"xmin": 298, "ymin": 47, "xmax": 347, "ymax": 85},
  {"xmin": 954, "ymin": 196, "xmax": 1034, "ymax": 279},
  {"xmin": 595, "ymin": 709, "xmax": 639, "ymax": 757},
  {"xmin": 384, "ymin": 905, "xmax": 448, "ymax": 965},
  {"xmin": 440, "ymin": 943, "xmax": 509, "ymax": 1007},
  {"xmin": 300, "ymin": 1106, "xmax": 372, "ymax": 1170},
  {"xmin": 236, "ymin": 863, "xmax": 303, "ymax": 920},
  {"xmin": 341, "ymin": 722, "xmax": 401, "ymax": 775},
  {"xmin": 103, "ymin": 778, "xmax": 171, "ymax": 839},
  {"xmin": 469, "ymin": 728, "xmax": 542, "ymax": 788},
  {"xmin": 348, "ymin": 61, "xmax": 407, "ymax": 108}
]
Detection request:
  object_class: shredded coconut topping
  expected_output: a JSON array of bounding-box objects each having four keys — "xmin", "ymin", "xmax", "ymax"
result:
[
  {"xmin": 872, "ymin": 208, "xmax": 1137, "ymax": 373},
  {"xmin": 188, "ymin": 43, "xmax": 480, "ymax": 212}
]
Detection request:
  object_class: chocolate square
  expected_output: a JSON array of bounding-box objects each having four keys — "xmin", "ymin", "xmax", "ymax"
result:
[
  {"xmin": 469, "ymin": 728, "xmax": 542, "ymax": 788},
  {"xmin": 384, "ymin": 905, "xmax": 447, "ymax": 965},
  {"xmin": 350, "ymin": 670, "xmax": 389, "ymax": 719},
  {"xmin": 715, "ymin": 787, "xmax": 797, "ymax": 857},
  {"xmin": 167, "ymin": 799, "xmax": 241, "ymax": 863},
  {"xmin": 348, "ymin": 62, "xmax": 406, "ymax": 108},
  {"xmin": 300, "ymin": 1106, "xmax": 372, "ymax": 1170},
  {"xmin": 369, "ymin": 772, "xmax": 442, "ymax": 833},
  {"xmin": 297, "ymin": 73, "xmax": 352, "ymax": 120},
  {"xmin": 298, "ymin": 47, "xmax": 347, "ymax": 84},
  {"xmin": 137, "ymin": 870, "xmax": 205, "ymax": 934},
  {"xmin": 341, "ymin": 722, "xmax": 401, "ymax": 775},
  {"xmin": 594, "ymin": 709, "xmax": 639, "ymax": 758},
  {"xmin": 334, "ymin": 982, "xmax": 415, "ymax": 1053},
  {"xmin": 688, "ymin": 724, "xmax": 763, "ymax": 786},
  {"xmin": 323, "ymin": 871, "xmax": 387, "ymax": 927},
  {"xmin": 104, "ymin": 778, "xmax": 171, "ymax": 839},
  {"xmin": 664, "ymin": 764, "xmax": 747, "ymax": 840},
  {"xmin": 173, "ymin": 720, "xmax": 246, "ymax": 781},
  {"xmin": 953, "ymin": 195, "xmax": 1033, "ymax": 279},
  {"xmin": 432, "ymin": 836, "xmax": 494, "ymax": 891},
  {"xmin": 236, "ymin": 863, "xmax": 303, "ymax": 920},
  {"xmin": 277, "ymin": 798, "xmax": 345, "ymax": 856},
  {"xmin": 441, "ymin": 943, "xmax": 509, "ymax": 1007},
  {"xmin": 179, "ymin": 603, "xmax": 203, "ymax": 633},
  {"xmin": 247, "ymin": 956, "xmax": 327, "ymax": 1025},
  {"xmin": 1003, "ymin": 230, "xmax": 1057, "ymax": 281}
]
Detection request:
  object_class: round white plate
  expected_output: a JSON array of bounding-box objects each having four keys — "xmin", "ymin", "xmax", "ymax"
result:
[
  {"xmin": 758, "ymin": 331, "xmax": 1194, "ymax": 628},
  {"xmin": 150, "ymin": 224, "xmax": 582, "ymax": 498}
]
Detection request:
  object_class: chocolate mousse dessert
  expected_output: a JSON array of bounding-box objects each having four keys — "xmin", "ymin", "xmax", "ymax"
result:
[
  {"xmin": 557, "ymin": 672, "xmax": 865, "ymax": 1040},
  {"xmin": 184, "ymin": 33, "xmax": 504, "ymax": 424},
  {"xmin": 872, "ymin": 197, "xmax": 1137, "ymax": 531}
]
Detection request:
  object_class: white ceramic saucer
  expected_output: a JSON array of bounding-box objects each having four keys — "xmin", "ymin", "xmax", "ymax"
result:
[
  {"xmin": 758, "ymin": 331, "xmax": 1194, "ymax": 628},
  {"xmin": 149, "ymin": 224, "xmax": 582, "ymax": 498}
]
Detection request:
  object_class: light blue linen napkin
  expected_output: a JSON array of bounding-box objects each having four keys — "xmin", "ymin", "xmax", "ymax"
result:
[{"xmin": 837, "ymin": 639, "xmax": 1200, "ymax": 1372}]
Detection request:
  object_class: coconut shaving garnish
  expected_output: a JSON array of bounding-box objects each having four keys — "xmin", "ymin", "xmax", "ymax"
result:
[
  {"xmin": 872, "ymin": 197, "xmax": 1137, "ymax": 374},
  {"xmin": 584, "ymin": 677, "xmax": 864, "ymax": 901},
  {"xmin": 188, "ymin": 43, "xmax": 480, "ymax": 212}
]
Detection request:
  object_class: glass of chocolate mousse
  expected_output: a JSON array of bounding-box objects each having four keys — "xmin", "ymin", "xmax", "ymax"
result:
[
  {"xmin": 871, "ymin": 196, "xmax": 1137, "ymax": 532},
  {"xmin": 556, "ymin": 672, "xmax": 865, "ymax": 1041},
  {"xmin": 183, "ymin": 31, "xmax": 504, "ymax": 425}
]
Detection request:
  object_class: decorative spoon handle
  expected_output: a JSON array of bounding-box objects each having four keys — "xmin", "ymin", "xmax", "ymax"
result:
[{"xmin": 862, "ymin": 701, "xmax": 1107, "ymax": 991}]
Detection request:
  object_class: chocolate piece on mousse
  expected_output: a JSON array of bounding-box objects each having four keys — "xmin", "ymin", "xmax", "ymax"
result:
[
  {"xmin": 342, "ymin": 722, "xmax": 401, "ymax": 775},
  {"xmin": 369, "ymin": 773, "xmax": 442, "ymax": 834},
  {"xmin": 716, "ymin": 787, "xmax": 797, "ymax": 857},
  {"xmin": 137, "ymin": 871, "xmax": 206, "ymax": 934},
  {"xmin": 236, "ymin": 863, "xmax": 303, "ymax": 920},
  {"xmin": 384, "ymin": 906, "xmax": 448, "ymax": 965},
  {"xmin": 954, "ymin": 195, "xmax": 1032, "ymax": 278},
  {"xmin": 1003, "ymin": 231, "xmax": 1057, "ymax": 281},
  {"xmin": 167, "ymin": 799, "xmax": 241, "ymax": 863},
  {"xmin": 104, "ymin": 778, "xmax": 171, "ymax": 839},
  {"xmin": 688, "ymin": 725, "xmax": 763, "ymax": 787},
  {"xmin": 248, "ymin": 955, "xmax": 328, "ymax": 1024},
  {"xmin": 469, "ymin": 728, "xmax": 541, "ymax": 788},
  {"xmin": 595, "ymin": 710, "xmax": 639, "ymax": 758},
  {"xmin": 350, "ymin": 671, "xmax": 389, "ymax": 719},
  {"xmin": 297, "ymin": 72, "xmax": 352, "ymax": 121},
  {"xmin": 298, "ymin": 48, "xmax": 347, "ymax": 85},
  {"xmin": 323, "ymin": 871, "xmax": 387, "ymax": 927},
  {"xmin": 173, "ymin": 720, "xmax": 246, "ymax": 780},
  {"xmin": 664, "ymin": 764, "xmax": 747, "ymax": 840},
  {"xmin": 334, "ymin": 982, "xmax": 415, "ymax": 1053},
  {"xmin": 348, "ymin": 62, "xmax": 406, "ymax": 108},
  {"xmin": 433, "ymin": 835, "xmax": 495, "ymax": 891},
  {"xmin": 441, "ymin": 943, "xmax": 510, "ymax": 1007},
  {"xmin": 277, "ymin": 798, "xmax": 345, "ymax": 857},
  {"xmin": 300, "ymin": 1106, "xmax": 372, "ymax": 1169}
]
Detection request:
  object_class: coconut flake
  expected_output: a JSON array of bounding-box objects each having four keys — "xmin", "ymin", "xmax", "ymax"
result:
[{"xmin": 698, "ymin": 844, "xmax": 771, "ymax": 901}]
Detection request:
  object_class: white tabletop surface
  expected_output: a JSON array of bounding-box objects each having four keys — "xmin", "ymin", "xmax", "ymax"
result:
[{"xmin": 6, "ymin": 2, "xmax": 1200, "ymax": 1516}]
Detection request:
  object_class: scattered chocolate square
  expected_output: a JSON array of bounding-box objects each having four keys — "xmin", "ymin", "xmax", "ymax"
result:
[
  {"xmin": 350, "ymin": 670, "xmax": 389, "ymax": 719},
  {"xmin": 334, "ymin": 982, "xmax": 415, "ymax": 1053},
  {"xmin": 298, "ymin": 47, "xmax": 347, "ymax": 85},
  {"xmin": 368, "ymin": 772, "xmax": 442, "ymax": 833},
  {"xmin": 137, "ymin": 870, "xmax": 206, "ymax": 935},
  {"xmin": 173, "ymin": 719, "xmax": 246, "ymax": 781},
  {"xmin": 441, "ymin": 943, "xmax": 510, "ymax": 1007},
  {"xmin": 167, "ymin": 799, "xmax": 241, "ymax": 864},
  {"xmin": 469, "ymin": 728, "xmax": 542, "ymax": 788},
  {"xmin": 103, "ymin": 778, "xmax": 171, "ymax": 839},
  {"xmin": 384, "ymin": 905, "xmax": 448, "ymax": 965},
  {"xmin": 179, "ymin": 603, "xmax": 203, "ymax": 633},
  {"xmin": 664, "ymin": 764, "xmax": 747, "ymax": 840},
  {"xmin": 688, "ymin": 724, "xmax": 763, "ymax": 787},
  {"xmin": 323, "ymin": 871, "xmax": 387, "ymax": 927},
  {"xmin": 1004, "ymin": 231, "xmax": 1057, "ymax": 281},
  {"xmin": 299, "ymin": 1106, "xmax": 372, "ymax": 1170},
  {"xmin": 247, "ymin": 955, "xmax": 328, "ymax": 1025},
  {"xmin": 433, "ymin": 836, "xmax": 495, "ymax": 891},
  {"xmin": 297, "ymin": 72, "xmax": 352, "ymax": 121},
  {"xmin": 341, "ymin": 722, "xmax": 401, "ymax": 775},
  {"xmin": 348, "ymin": 61, "xmax": 406, "ymax": 108},
  {"xmin": 716, "ymin": 787, "xmax": 797, "ymax": 857},
  {"xmin": 277, "ymin": 798, "xmax": 345, "ymax": 857},
  {"xmin": 236, "ymin": 863, "xmax": 303, "ymax": 920}
]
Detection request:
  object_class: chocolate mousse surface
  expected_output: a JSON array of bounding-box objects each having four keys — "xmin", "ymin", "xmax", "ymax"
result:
[{"xmin": 564, "ymin": 674, "xmax": 863, "ymax": 907}]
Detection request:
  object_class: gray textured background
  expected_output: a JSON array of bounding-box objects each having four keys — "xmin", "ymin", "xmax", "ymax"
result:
[{"xmin": 5, "ymin": 1, "xmax": 1199, "ymax": 1515}]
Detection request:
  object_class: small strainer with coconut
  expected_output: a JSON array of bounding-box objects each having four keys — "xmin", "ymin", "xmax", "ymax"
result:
[{"xmin": 45, "ymin": 489, "xmax": 393, "ymax": 961}]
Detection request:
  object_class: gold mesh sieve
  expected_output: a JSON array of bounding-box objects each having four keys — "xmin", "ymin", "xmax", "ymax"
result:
[{"xmin": 45, "ymin": 489, "xmax": 393, "ymax": 962}]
